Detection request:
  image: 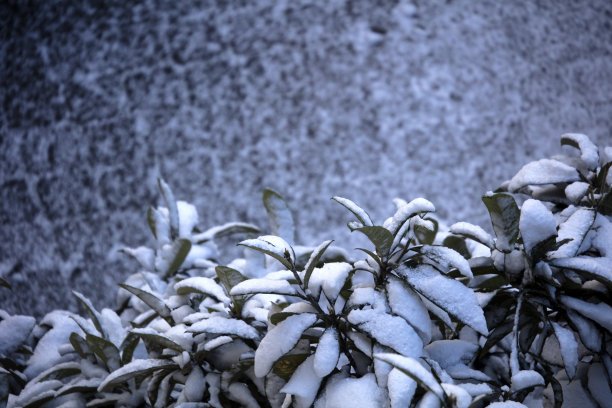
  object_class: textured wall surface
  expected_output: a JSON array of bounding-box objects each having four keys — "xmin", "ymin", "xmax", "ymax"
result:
[{"xmin": 1, "ymin": 0, "xmax": 611, "ymax": 316}]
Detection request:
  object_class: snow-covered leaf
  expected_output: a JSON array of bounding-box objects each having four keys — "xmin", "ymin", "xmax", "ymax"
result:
[
  {"xmin": 567, "ymin": 310, "xmax": 602, "ymax": 352},
  {"xmin": 387, "ymin": 277, "xmax": 432, "ymax": 344},
  {"xmin": 560, "ymin": 296, "xmax": 612, "ymax": 333},
  {"xmin": 520, "ymin": 199, "xmax": 557, "ymax": 255},
  {"xmin": 388, "ymin": 368, "xmax": 417, "ymax": 408},
  {"xmin": 416, "ymin": 245, "xmax": 473, "ymax": 279},
  {"xmin": 387, "ymin": 198, "xmax": 436, "ymax": 237},
  {"xmin": 120, "ymin": 246, "xmax": 155, "ymax": 271},
  {"xmin": 332, "ymin": 196, "xmax": 374, "ymax": 227},
  {"xmin": 587, "ymin": 363, "xmax": 612, "ymax": 408},
  {"xmin": 72, "ymin": 291, "xmax": 105, "ymax": 338},
  {"xmin": 280, "ymin": 355, "xmax": 322, "ymax": 408},
  {"xmin": 561, "ymin": 133, "xmax": 599, "ymax": 170},
  {"xmin": 193, "ymin": 222, "xmax": 260, "ymax": 243},
  {"xmin": 450, "ymin": 222, "xmax": 494, "ymax": 249},
  {"xmin": 175, "ymin": 277, "xmax": 230, "ymax": 303},
  {"xmin": 424, "ymin": 340, "xmax": 478, "ymax": 369},
  {"xmin": 254, "ymin": 313, "xmax": 318, "ymax": 377},
  {"xmin": 313, "ymin": 328, "xmax": 340, "ymax": 378},
  {"xmin": 510, "ymin": 370, "xmax": 544, "ymax": 392},
  {"xmin": 441, "ymin": 383, "xmax": 472, "ymax": 408},
  {"xmin": 550, "ymin": 257, "xmax": 612, "ymax": 286},
  {"xmin": 239, "ymin": 235, "xmax": 294, "ymax": 269},
  {"xmin": 215, "ymin": 266, "xmax": 247, "ymax": 292},
  {"xmin": 0, "ymin": 276, "xmax": 11, "ymax": 290},
  {"xmin": 348, "ymin": 308, "xmax": 423, "ymax": 357},
  {"xmin": 303, "ymin": 240, "xmax": 334, "ymax": 290},
  {"xmin": 482, "ymin": 193, "xmax": 520, "ymax": 251},
  {"xmin": 551, "ymin": 209, "xmax": 595, "ymax": 258},
  {"xmin": 158, "ymin": 178, "xmax": 180, "ymax": 239},
  {"xmin": 131, "ymin": 328, "xmax": 185, "ymax": 352},
  {"xmin": 551, "ymin": 322, "xmax": 578, "ymax": 379},
  {"xmin": 316, "ymin": 373, "xmax": 386, "ymax": 408},
  {"xmin": 188, "ymin": 316, "xmax": 259, "ymax": 339},
  {"xmin": 118, "ymin": 284, "xmax": 171, "ymax": 319},
  {"xmin": 375, "ymin": 353, "xmax": 445, "ymax": 403},
  {"xmin": 398, "ymin": 264, "xmax": 488, "ymax": 335},
  {"xmin": 98, "ymin": 359, "xmax": 178, "ymax": 392},
  {"xmin": 263, "ymin": 188, "xmax": 295, "ymax": 245},
  {"xmin": 308, "ymin": 262, "xmax": 352, "ymax": 300},
  {"xmin": 356, "ymin": 226, "xmax": 393, "ymax": 257},
  {"xmin": 508, "ymin": 159, "xmax": 581, "ymax": 192},
  {"xmin": 158, "ymin": 238, "xmax": 192, "ymax": 278},
  {"xmin": 147, "ymin": 206, "xmax": 170, "ymax": 244}
]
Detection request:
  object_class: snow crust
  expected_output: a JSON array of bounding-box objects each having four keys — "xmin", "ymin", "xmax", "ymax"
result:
[
  {"xmin": 510, "ymin": 370, "xmax": 544, "ymax": 392},
  {"xmin": 175, "ymin": 277, "xmax": 230, "ymax": 303},
  {"xmin": 551, "ymin": 208, "xmax": 595, "ymax": 258},
  {"xmin": 230, "ymin": 278, "xmax": 297, "ymax": 296},
  {"xmin": 564, "ymin": 181, "xmax": 590, "ymax": 202},
  {"xmin": 188, "ymin": 316, "xmax": 259, "ymax": 339},
  {"xmin": 420, "ymin": 245, "xmax": 473, "ymax": 278},
  {"xmin": 519, "ymin": 199, "xmax": 557, "ymax": 254},
  {"xmin": 388, "ymin": 368, "xmax": 416, "ymax": 407},
  {"xmin": 387, "ymin": 276, "xmax": 432, "ymax": 344},
  {"xmin": 313, "ymin": 328, "xmax": 340, "ymax": 377},
  {"xmin": 280, "ymin": 355, "xmax": 322, "ymax": 408},
  {"xmin": 387, "ymin": 198, "xmax": 436, "ymax": 234},
  {"xmin": 315, "ymin": 373, "xmax": 386, "ymax": 408},
  {"xmin": 508, "ymin": 159, "xmax": 580, "ymax": 192},
  {"xmin": 0, "ymin": 314, "xmax": 35, "ymax": 356},
  {"xmin": 308, "ymin": 262, "xmax": 352, "ymax": 300},
  {"xmin": 177, "ymin": 201, "xmax": 199, "ymax": 238}
]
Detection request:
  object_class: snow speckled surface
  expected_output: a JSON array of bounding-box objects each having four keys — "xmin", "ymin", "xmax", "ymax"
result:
[
  {"xmin": 519, "ymin": 199, "xmax": 557, "ymax": 254},
  {"xmin": 2, "ymin": 0, "xmax": 612, "ymax": 316}
]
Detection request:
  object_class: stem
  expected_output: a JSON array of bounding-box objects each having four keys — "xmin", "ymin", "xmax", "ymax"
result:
[
  {"xmin": 337, "ymin": 327, "xmax": 358, "ymax": 373},
  {"xmin": 510, "ymin": 290, "xmax": 524, "ymax": 376}
]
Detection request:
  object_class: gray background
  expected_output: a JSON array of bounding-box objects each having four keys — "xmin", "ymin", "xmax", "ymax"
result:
[{"xmin": 1, "ymin": 0, "xmax": 611, "ymax": 317}]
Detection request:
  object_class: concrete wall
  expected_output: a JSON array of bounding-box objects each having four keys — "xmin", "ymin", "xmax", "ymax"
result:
[{"xmin": 1, "ymin": 0, "xmax": 611, "ymax": 316}]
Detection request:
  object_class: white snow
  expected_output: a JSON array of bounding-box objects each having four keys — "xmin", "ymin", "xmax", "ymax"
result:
[
  {"xmin": 25, "ymin": 311, "xmax": 81, "ymax": 380},
  {"xmin": 182, "ymin": 365, "xmax": 205, "ymax": 402},
  {"xmin": 188, "ymin": 316, "xmax": 259, "ymax": 339},
  {"xmin": 398, "ymin": 264, "xmax": 488, "ymax": 335},
  {"xmin": 424, "ymin": 340, "xmax": 478, "ymax": 369},
  {"xmin": 100, "ymin": 308, "xmax": 125, "ymax": 346},
  {"xmin": 348, "ymin": 308, "xmax": 423, "ymax": 357},
  {"xmin": 280, "ymin": 355, "xmax": 322, "ymax": 408},
  {"xmin": 203, "ymin": 335, "xmax": 233, "ymax": 351},
  {"xmin": 486, "ymin": 402, "xmax": 528, "ymax": 408},
  {"xmin": 561, "ymin": 133, "xmax": 599, "ymax": 170},
  {"xmin": 387, "ymin": 198, "xmax": 436, "ymax": 235},
  {"xmin": 551, "ymin": 322, "xmax": 578, "ymax": 379},
  {"xmin": 308, "ymin": 262, "xmax": 352, "ymax": 300},
  {"xmin": 121, "ymin": 246, "xmax": 155, "ymax": 271},
  {"xmin": 228, "ymin": 382, "xmax": 260, "ymax": 408},
  {"xmin": 375, "ymin": 353, "xmax": 444, "ymax": 401},
  {"xmin": 230, "ymin": 278, "xmax": 297, "ymax": 296},
  {"xmin": 560, "ymin": 295, "xmax": 612, "ymax": 332},
  {"xmin": 508, "ymin": 159, "xmax": 580, "ymax": 192},
  {"xmin": 264, "ymin": 190, "xmax": 296, "ymax": 245},
  {"xmin": 519, "ymin": 199, "xmax": 557, "ymax": 254},
  {"xmin": 177, "ymin": 201, "xmax": 199, "ymax": 238},
  {"xmin": 450, "ymin": 222, "xmax": 494, "ymax": 248},
  {"xmin": 239, "ymin": 235, "xmax": 294, "ymax": 264},
  {"xmin": 564, "ymin": 181, "xmax": 590, "ymax": 202},
  {"xmin": 175, "ymin": 277, "xmax": 230, "ymax": 303},
  {"xmin": 387, "ymin": 276, "xmax": 432, "ymax": 344},
  {"xmin": 566, "ymin": 310, "xmax": 601, "ymax": 351},
  {"xmin": 315, "ymin": 373, "xmax": 386, "ymax": 408},
  {"xmin": 593, "ymin": 214, "xmax": 612, "ymax": 257},
  {"xmin": 388, "ymin": 367, "xmax": 416, "ymax": 408},
  {"xmin": 551, "ymin": 208, "xmax": 595, "ymax": 258},
  {"xmin": 13, "ymin": 379, "xmax": 63, "ymax": 407},
  {"xmin": 587, "ymin": 363, "xmax": 612, "ymax": 408},
  {"xmin": 458, "ymin": 383, "xmax": 492, "ymax": 397},
  {"xmin": 0, "ymin": 314, "xmax": 35, "ymax": 356},
  {"xmin": 313, "ymin": 328, "xmax": 340, "ymax": 378},
  {"xmin": 510, "ymin": 370, "xmax": 545, "ymax": 392},
  {"xmin": 254, "ymin": 313, "xmax": 317, "ymax": 377},
  {"xmin": 419, "ymin": 245, "xmax": 473, "ymax": 279}
]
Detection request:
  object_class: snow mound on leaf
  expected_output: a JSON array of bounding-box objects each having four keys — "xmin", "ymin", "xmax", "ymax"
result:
[{"xmin": 315, "ymin": 374, "xmax": 386, "ymax": 408}]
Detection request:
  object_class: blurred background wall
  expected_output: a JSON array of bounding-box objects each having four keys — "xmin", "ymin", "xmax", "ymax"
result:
[{"xmin": 1, "ymin": 0, "xmax": 611, "ymax": 317}]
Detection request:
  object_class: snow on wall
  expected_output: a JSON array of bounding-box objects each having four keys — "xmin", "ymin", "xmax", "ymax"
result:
[{"xmin": 1, "ymin": 0, "xmax": 611, "ymax": 316}]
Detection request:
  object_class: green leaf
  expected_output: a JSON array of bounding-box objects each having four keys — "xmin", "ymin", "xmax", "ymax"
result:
[
  {"xmin": 269, "ymin": 312, "xmax": 298, "ymax": 325},
  {"xmin": 69, "ymin": 333, "xmax": 92, "ymax": 360},
  {"xmin": 304, "ymin": 240, "xmax": 334, "ymax": 290},
  {"xmin": 355, "ymin": 248, "xmax": 383, "ymax": 268},
  {"xmin": 599, "ymin": 191, "xmax": 612, "ymax": 216},
  {"xmin": 120, "ymin": 332, "xmax": 141, "ymax": 366},
  {"xmin": 38, "ymin": 362, "xmax": 82, "ymax": 381},
  {"xmin": 596, "ymin": 161, "xmax": 612, "ymax": 191},
  {"xmin": 98, "ymin": 359, "xmax": 178, "ymax": 392},
  {"xmin": 147, "ymin": 206, "xmax": 158, "ymax": 239},
  {"xmin": 482, "ymin": 193, "xmax": 520, "ymax": 251},
  {"xmin": 263, "ymin": 188, "xmax": 295, "ymax": 245},
  {"xmin": 332, "ymin": 196, "xmax": 374, "ymax": 227},
  {"xmin": 85, "ymin": 333, "xmax": 120, "ymax": 368},
  {"xmin": 193, "ymin": 222, "xmax": 260, "ymax": 243},
  {"xmin": 159, "ymin": 238, "xmax": 192, "ymax": 278},
  {"xmin": 355, "ymin": 226, "xmax": 393, "ymax": 257},
  {"xmin": 158, "ymin": 178, "xmax": 179, "ymax": 239},
  {"xmin": 72, "ymin": 291, "xmax": 106, "ymax": 338},
  {"xmin": 272, "ymin": 353, "xmax": 309, "ymax": 381},
  {"xmin": 531, "ymin": 237, "xmax": 571, "ymax": 264},
  {"xmin": 56, "ymin": 379, "xmax": 100, "ymax": 396},
  {"xmin": 118, "ymin": 284, "xmax": 171, "ymax": 319},
  {"xmin": 442, "ymin": 236, "xmax": 470, "ymax": 259},
  {"xmin": 215, "ymin": 266, "xmax": 247, "ymax": 292},
  {"xmin": 0, "ymin": 277, "xmax": 11, "ymax": 290},
  {"xmin": 131, "ymin": 328, "xmax": 185, "ymax": 352},
  {"xmin": 414, "ymin": 217, "xmax": 438, "ymax": 245}
]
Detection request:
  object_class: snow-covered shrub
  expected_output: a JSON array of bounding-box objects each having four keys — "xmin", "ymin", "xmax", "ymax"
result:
[{"xmin": 2, "ymin": 133, "xmax": 610, "ymax": 408}]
